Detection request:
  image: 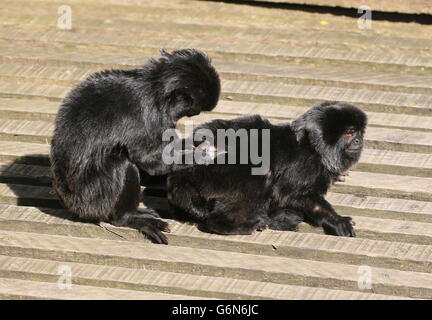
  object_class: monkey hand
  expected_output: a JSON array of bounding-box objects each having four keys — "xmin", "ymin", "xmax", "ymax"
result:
[{"xmin": 322, "ymin": 216, "xmax": 356, "ymax": 237}]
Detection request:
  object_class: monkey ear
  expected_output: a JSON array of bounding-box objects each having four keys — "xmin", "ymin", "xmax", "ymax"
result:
[
  {"xmin": 290, "ymin": 116, "xmax": 308, "ymax": 142},
  {"xmin": 291, "ymin": 113, "xmax": 324, "ymax": 147}
]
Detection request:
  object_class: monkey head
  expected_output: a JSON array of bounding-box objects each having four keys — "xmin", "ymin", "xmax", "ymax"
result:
[
  {"xmin": 151, "ymin": 49, "xmax": 221, "ymax": 121},
  {"xmin": 291, "ymin": 101, "xmax": 367, "ymax": 174}
]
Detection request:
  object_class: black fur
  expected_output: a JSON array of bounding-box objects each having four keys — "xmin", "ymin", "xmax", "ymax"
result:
[
  {"xmin": 50, "ymin": 49, "xmax": 221, "ymax": 244},
  {"xmin": 167, "ymin": 102, "xmax": 367, "ymax": 237}
]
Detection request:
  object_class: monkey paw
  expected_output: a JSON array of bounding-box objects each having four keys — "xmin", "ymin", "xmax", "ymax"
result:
[
  {"xmin": 322, "ymin": 216, "xmax": 356, "ymax": 237},
  {"xmin": 112, "ymin": 214, "xmax": 170, "ymax": 244},
  {"xmin": 139, "ymin": 218, "xmax": 171, "ymax": 244}
]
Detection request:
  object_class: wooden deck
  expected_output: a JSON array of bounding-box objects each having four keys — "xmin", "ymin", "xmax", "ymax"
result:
[{"xmin": 0, "ymin": 0, "xmax": 432, "ymax": 300}]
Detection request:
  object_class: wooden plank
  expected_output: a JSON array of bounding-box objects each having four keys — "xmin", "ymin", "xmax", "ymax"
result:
[
  {"xmin": 1, "ymin": 204, "xmax": 431, "ymax": 266},
  {"xmin": 3, "ymin": 1, "xmax": 432, "ymax": 50},
  {"xmin": 181, "ymin": 114, "xmax": 432, "ymax": 153},
  {"xmin": 216, "ymin": 101, "xmax": 432, "ymax": 130},
  {"xmin": 0, "ymin": 42, "xmax": 142, "ymax": 68},
  {"xmin": 1, "ymin": 158, "xmax": 431, "ymax": 217},
  {"xmin": 1, "ymin": 114, "xmax": 432, "ymax": 152},
  {"xmin": 3, "ymin": 96, "xmax": 432, "ymax": 132},
  {"xmin": 0, "ymin": 255, "xmax": 410, "ymax": 300},
  {"xmin": 0, "ymin": 98, "xmax": 58, "ymax": 121},
  {"xmin": 0, "ymin": 277, "xmax": 204, "ymax": 300},
  {"xmin": 0, "ymin": 81, "xmax": 69, "ymax": 100},
  {"xmin": 326, "ymin": 193, "xmax": 432, "ymax": 216},
  {"xmin": 0, "ymin": 119, "xmax": 52, "ymax": 139},
  {"xmin": 218, "ymin": 62, "xmax": 432, "ymax": 92},
  {"xmin": 0, "ymin": 183, "xmax": 55, "ymax": 201},
  {"xmin": 1, "ymin": 159, "xmax": 432, "ymax": 215},
  {"xmin": 2, "ymin": 153, "xmax": 432, "ymax": 201},
  {"xmin": 2, "ymin": 79, "xmax": 431, "ymax": 114},
  {"xmin": 0, "ymin": 230, "xmax": 431, "ymax": 298},
  {"xmin": 338, "ymin": 171, "xmax": 432, "ymax": 195},
  {"xmin": 0, "ymin": 0, "xmax": 430, "ymax": 301},
  {"xmin": 353, "ymin": 216, "xmax": 432, "ymax": 238},
  {"xmin": 184, "ymin": 115, "xmax": 432, "ymax": 150},
  {"xmin": 0, "ymin": 141, "xmax": 50, "ymax": 164},
  {"xmin": 0, "ymin": 161, "xmax": 50, "ymax": 183},
  {"xmin": 2, "ymin": 60, "xmax": 432, "ymax": 94},
  {"xmin": 2, "ymin": 25, "xmax": 432, "ymax": 68},
  {"xmin": 1, "ymin": 183, "xmax": 431, "ymax": 238},
  {"xmin": 357, "ymin": 149, "xmax": 432, "ymax": 169},
  {"xmin": 1, "ymin": 141, "xmax": 432, "ymax": 175},
  {"xmin": 221, "ymin": 81, "xmax": 432, "ymax": 110},
  {"xmin": 9, "ymin": 0, "xmax": 430, "ymax": 28}
]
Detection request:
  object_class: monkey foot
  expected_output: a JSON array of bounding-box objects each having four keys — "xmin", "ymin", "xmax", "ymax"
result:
[
  {"xmin": 112, "ymin": 213, "xmax": 170, "ymax": 244},
  {"xmin": 322, "ymin": 216, "xmax": 356, "ymax": 237},
  {"xmin": 138, "ymin": 218, "xmax": 170, "ymax": 245}
]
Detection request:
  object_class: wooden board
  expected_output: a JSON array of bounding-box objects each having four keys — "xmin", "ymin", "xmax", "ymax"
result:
[{"xmin": 0, "ymin": 0, "xmax": 431, "ymax": 300}]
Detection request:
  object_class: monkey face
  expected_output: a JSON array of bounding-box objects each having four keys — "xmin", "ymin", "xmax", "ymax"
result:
[
  {"xmin": 342, "ymin": 126, "xmax": 364, "ymax": 158},
  {"xmin": 291, "ymin": 101, "xmax": 367, "ymax": 173}
]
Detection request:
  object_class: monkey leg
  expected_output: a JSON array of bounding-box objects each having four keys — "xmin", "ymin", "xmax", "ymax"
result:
[
  {"xmin": 110, "ymin": 161, "xmax": 170, "ymax": 244},
  {"xmin": 289, "ymin": 196, "xmax": 355, "ymax": 237},
  {"xmin": 167, "ymin": 178, "xmax": 210, "ymax": 221},
  {"xmin": 268, "ymin": 209, "xmax": 304, "ymax": 231},
  {"xmin": 206, "ymin": 201, "xmax": 268, "ymax": 235}
]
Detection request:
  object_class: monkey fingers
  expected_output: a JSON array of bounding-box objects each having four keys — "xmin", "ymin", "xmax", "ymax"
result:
[
  {"xmin": 138, "ymin": 219, "xmax": 170, "ymax": 245},
  {"xmin": 112, "ymin": 214, "xmax": 170, "ymax": 244},
  {"xmin": 322, "ymin": 216, "xmax": 355, "ymax": 237}
]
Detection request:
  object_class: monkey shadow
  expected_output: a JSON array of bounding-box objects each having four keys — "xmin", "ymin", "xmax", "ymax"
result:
[
  {"xmin": 0, "ymin": 156, "xmax": 178, "ymax": 225},
  {"xmin": 0, "ymin": 155, "xmax": 83, "ymax": 223}
]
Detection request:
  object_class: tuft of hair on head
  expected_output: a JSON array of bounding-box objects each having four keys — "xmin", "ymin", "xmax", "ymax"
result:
[
  {"xmin": 159, "ymin": 48, "xmax": 211, "ymax": 64},
  {"xmin": 318, "ymin": 102, "xmax": 368, "ymax": 145}
]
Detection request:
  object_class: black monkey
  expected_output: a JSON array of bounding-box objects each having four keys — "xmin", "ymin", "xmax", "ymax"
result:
[
  {"xmin": 167, "ymin": 102, "xmax": 367, "ymax": 237},
  {"xmin": 50, "ymin": 49, "xmax": 221, "ymax": 244}
]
